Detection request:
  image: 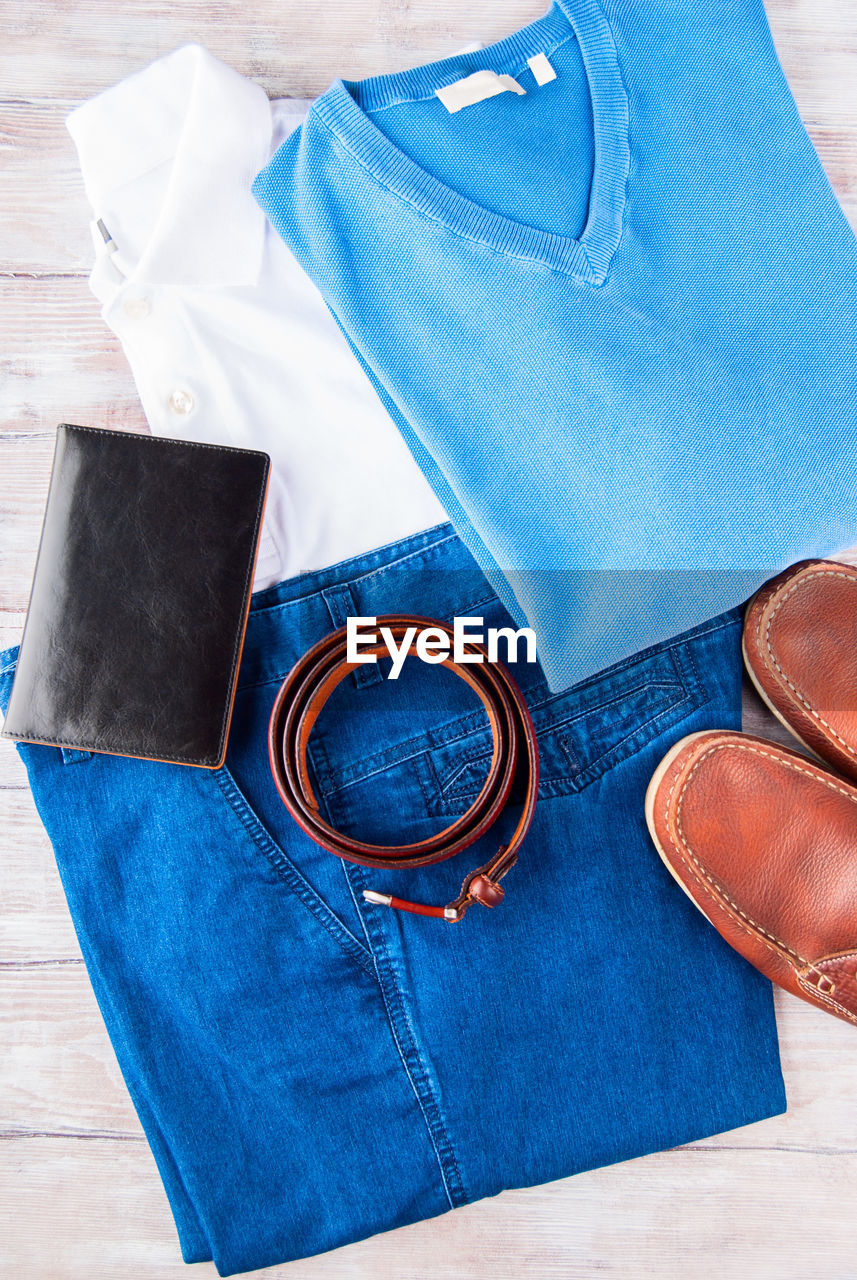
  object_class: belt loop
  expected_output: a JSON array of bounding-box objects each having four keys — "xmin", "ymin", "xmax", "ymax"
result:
[{"xmin": 321, "ymin": 584, "xmax": 384, "ymax": 689}]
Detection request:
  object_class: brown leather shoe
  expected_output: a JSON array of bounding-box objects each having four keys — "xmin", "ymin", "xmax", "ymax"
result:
[
  {"xmin": 743, "ymin": 559, "xmax": 857, "ymax": 779},
  {"xmin": 645, "ymin": 729, "xmax": 857, "ymax": 1026}
]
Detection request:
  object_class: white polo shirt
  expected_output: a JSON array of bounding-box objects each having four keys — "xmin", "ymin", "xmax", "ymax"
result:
[{"xmin": 67, "ymin": 44, "xmax": 447, "ymax": 590}]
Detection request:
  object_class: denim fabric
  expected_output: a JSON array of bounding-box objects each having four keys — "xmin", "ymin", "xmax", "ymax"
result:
[{"xmin": 0, "ymin": 523, "xmax": 784, "ymax": 1276}]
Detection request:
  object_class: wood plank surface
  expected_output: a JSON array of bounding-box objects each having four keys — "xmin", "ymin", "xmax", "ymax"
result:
[
  {"xmin": 0, "ymin": 0, "xmax": 855, "ymax": 105},
  {"xmin": 2, "ymin": 1, "xmax": 857, "ymax": 1277},
  {"xmin": 0, "ymin": 281, "xmax": 143, "ymax": 428},
  {"xmin": 1, "ymin": 1137, "xmax": 857, "ymax": 1280}
]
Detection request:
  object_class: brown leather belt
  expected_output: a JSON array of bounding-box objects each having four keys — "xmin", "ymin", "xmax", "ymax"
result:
[{"xmin": 268, "ymin": 616, "xmax": 540, "ymax": 922}]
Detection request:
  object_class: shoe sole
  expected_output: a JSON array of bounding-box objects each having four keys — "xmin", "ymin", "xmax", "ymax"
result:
[{"xmin": 643, "ymin": 730, "xmax": 722, "ymax": 920}]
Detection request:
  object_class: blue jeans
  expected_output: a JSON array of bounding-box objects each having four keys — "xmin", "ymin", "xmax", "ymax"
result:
[{"xmin": 0, "ymin": 523, "xmax": 784, "ymax": 1276}]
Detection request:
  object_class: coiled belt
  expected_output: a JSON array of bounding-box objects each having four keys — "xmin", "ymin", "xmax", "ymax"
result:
[{"xmin": 268, "ymin": 616, "xmax": 540, "ymax": 922}]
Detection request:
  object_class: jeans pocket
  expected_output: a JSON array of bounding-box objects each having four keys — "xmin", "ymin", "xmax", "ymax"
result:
[
  {"xmin": 311, "ymin": 633, "xmax": 707, "ymax": 832},
  {"xmin": 209, "ymin": 764, "xmax": 376, "ymax": 978},
  {"xmin": 416, "ymin": 637, "xmax": 707, "ymax": 816}
]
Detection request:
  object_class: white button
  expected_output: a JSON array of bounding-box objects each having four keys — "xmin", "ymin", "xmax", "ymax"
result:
[
  {"xmin": 168, "ymin": 388, "xmax": 195, "ymax": 416},
  {"xmin": 123, "ymin": 296, "xmax": 151, "ymax": 319}
]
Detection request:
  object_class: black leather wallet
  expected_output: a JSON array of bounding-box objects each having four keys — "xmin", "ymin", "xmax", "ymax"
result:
[{"xmin": 2, "ymin": 424, "xmax": 270, "ymax": 767}]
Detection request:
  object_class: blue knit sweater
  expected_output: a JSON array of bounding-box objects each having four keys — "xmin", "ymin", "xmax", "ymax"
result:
[{"xmin": 254, "ymin": 0, "xmax": 857, "ymax": 689}]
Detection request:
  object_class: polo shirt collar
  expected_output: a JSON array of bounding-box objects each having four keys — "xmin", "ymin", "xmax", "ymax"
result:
[{"xmin": 67, "ymin": 44, "xmax": 273, "ymax": 293}]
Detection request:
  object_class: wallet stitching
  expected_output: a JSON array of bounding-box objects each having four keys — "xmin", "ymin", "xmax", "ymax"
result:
[
  {"xmin": 213, "ymin": 446, "xmax": 270, "ymax": 762},
  {"xmin": 1, "ymin": 729, "xmax": 213, "ymax": 764},
  {"xmin": 3, "ymin": 425, "xmax": 269, "ymax": 766},
  {"xmin": 58, "ymin": 422, "xmax": 268, "ymax": 457}
]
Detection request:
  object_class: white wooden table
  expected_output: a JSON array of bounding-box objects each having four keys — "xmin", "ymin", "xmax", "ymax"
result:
[{"xmin": 2, "ymin": 2, "xmax": 857, "ymax": 1276}]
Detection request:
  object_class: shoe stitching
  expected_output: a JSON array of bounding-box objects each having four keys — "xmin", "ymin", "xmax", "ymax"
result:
[
  {"xmin": 665, "ymin": 731, "xmax": 857, "ymax": 1025},
  {"xmin": 662, "ymin": 740, "xmax": 857, "ymax": 967},
  {"xmin": 798, "ymin": 948, "xmax": 857, "ymax": 1004},
  {"xmin": 808, "ymin": 949, "xmax": 857, "ymax": 967},
  {"xmin": 795, "ymin": 971, "xmax": 857, "ymax": 1025},
  {"xmin": 759, "ymin": 565, "xmax": 857, "ymax": 761}
]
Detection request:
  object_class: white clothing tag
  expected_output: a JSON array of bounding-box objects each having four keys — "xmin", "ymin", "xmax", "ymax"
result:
[
  {"xmin": 527, "ymin": 53, "xmax": 557, "ymax": 86},
  {"xmin": 94, "ymin": 217, "xmax": 132, "ymax": 277},
  {"xmin": 436, "ymin": 69, "xmax": 525, "ymax": 114}
]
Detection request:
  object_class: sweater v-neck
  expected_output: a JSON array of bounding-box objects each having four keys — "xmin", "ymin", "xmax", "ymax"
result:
[{"xmin": 311, "ymin": 0, "xmax": 630, "ymax": 283}]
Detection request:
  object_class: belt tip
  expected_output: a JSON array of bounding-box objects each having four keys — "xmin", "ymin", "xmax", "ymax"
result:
[{"xmin": 362, "ymin": 889, "xmax": 392, "ymax": 907}]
